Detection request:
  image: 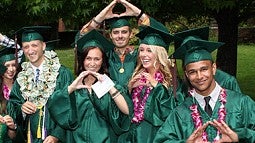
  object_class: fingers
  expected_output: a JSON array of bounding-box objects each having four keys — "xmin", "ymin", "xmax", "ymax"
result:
[
  {"xmin": 209, "ymin": 119, "xmax": 230, "ymax": 134},
  {"xmin": 21, "ymin": 101, "xmax": 37, "ymax": 114},
  {"xmin": 141, "ymin": 72, "xmax": 157, "ymax": 87},
  {"xmin": 0, "ymin": 115, "xmax": 4, "ymax": 123},
  {"xmin": 191, "ymin": 122, "xmax": 209, "ymax": 138},
  {"xmin": 109, "ymin": 0, "xmax": 118, "ymax": 7},
  {"xmin": 3, "ymin": 115, "xmax": 15, "ymax": 128},
  {"xmin": 43, "ymin": 135, "xmax": 58, "ymax": 143},
  {"xmin": 80, "ymin": 22, "xmax": 91, "ymax": 34},
  {"xmin": 201, "ymin": 121, "xmax": 210, "ymax": 130},
  {"xmin": 90, "ymin": 71, "xmax": 103, "ymax": 81},
  {"xmin": 209, "ymin": 119, "xmax": 239, "ymax": 142}
]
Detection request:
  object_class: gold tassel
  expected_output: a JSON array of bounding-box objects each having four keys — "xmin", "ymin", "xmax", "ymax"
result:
[
  {"xmin": 27, "ymin": 119, "xmax": 31, "ymax": 143},
  {"xmin": 37, "ymin": 106, "xmax": 43, "ymax": 138}
]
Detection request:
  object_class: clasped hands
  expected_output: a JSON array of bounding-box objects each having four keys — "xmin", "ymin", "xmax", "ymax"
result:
[
  {"xmin": 69, "ymin": 71, "xmax": 104, "ymax": 92},
  {"xmin": 186, "ymin": 119, "xmax": 238, "ymax": 143},
  {"xmin": 0, "ymin": 115, "xmax": 16, "ymax": 131},
  {"xmin": 98, "ymin": 0, "xmax": 141, "ymax": 20},
  {"xmin": 128, "ymin": 71, "xmax": 158, "ymax": 92},
  {"xmin": 81, "ymin": 0, "xmax": 141, "ymax": 32}
]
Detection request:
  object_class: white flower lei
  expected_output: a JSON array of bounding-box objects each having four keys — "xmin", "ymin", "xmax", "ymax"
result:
[{"xmin": 17, "ymin": 51, "xmax": 60, "ymax": 107}]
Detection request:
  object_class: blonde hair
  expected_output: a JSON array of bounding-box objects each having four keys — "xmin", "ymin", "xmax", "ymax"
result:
[{"xmin": 130, "ymin": 44, "xmax": 173, "ymax": 88}]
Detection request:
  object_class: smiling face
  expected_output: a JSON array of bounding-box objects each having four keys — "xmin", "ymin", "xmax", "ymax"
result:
[
  {"xmin": 109, "ymin": 26, "xmax": 132, "ymax": 49},
  {"xmin": 138, "ymin": 44, "xmax": 158, "ymax": 71},
  {"xmin": 185, "ymin": 60, "xmax": 216, "ymax": 96},
  {"xmin": 22, "ymin": 40, "xmax": 46, "ymax": 67},
  {"xmin": 83, "ymin": 47, "xmax": 103, "ymax": 72},
  {"xmin": 2, "ymin": 60, "xmax": 16, "ymax": 81}
]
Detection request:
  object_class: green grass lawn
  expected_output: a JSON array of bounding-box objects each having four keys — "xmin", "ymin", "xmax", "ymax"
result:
[{"xmin": 56, "ymin": 44, "xmax": 255, "ymax": 100}]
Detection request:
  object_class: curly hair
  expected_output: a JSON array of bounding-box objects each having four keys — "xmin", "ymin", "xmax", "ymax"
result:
[{"xmin": 130, "ymin": 44, "xmax": 173, "ymax": 88}]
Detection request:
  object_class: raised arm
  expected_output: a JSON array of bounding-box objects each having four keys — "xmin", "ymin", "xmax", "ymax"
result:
[
  {"xmin": 80, "ymin": 0, "xmax": 119, "ymax": 34},
  {"xmin": 0, "ymin": 33, "xmax": 24, "ymax": 64}
]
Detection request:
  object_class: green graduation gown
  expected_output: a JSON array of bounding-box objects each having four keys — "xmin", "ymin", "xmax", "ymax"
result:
[
  {"xmin": 108, "ymin": 48, "xmax": 138, "ymax": 87},
  {"xmin": 60, "ymin": 85, "xmax": 132, "ymax": 143},
  {"xmin": 154, "ymin": 89, "xmax": 255, "ymax": 143},
  {"xmin": 8, "ymin": 66, "xmax": 75, "ymax": 143},
  {"xmin": 118, "ymin": 83, "xmax": 176, "ymax": 143},
  {"xmin": 215, "ymin": 69, "xmax": 241, "ymax": 93}
]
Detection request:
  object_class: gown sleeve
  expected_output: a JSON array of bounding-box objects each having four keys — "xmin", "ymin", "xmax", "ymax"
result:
[
  {"xmin": 7, "ymin": 81, "xmax": 29, "ymax": 143},
  {"xmin": 144, "ymin": 83, "xmax": 176, "ymax": 126},
  {"xmin": 153, "ymin": 100, "xmax": 194, "ymax": 143},
  {"xmin": 215, "ymin": 69, "xmax": 242, "ymax": 93},
  {"xmin": 90, "ymin": 84, "xmax": 132, "ymax": 135},
  {"xmin": 233, "ymin": 94, "xmax": 255, "ymax": 142},
  {"xmin": 47, "ymin": 66, "xmax": 78, "ymax": 130}
]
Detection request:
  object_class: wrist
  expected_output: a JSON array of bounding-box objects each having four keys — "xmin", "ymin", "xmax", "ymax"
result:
[
  {"xmin": 137, "ymin": 10, "xmax": 144, "ymax": 19},
  {"xmin": 150, "ymin": 81, "xmax": 158, "ymax": 87},
  {"xmin": 92, "ymin": 17, "xmax": 102, "ymax": 25},
  {"xmin": 110, "ymin": 90, "xmax": 120, "ymax": 99},
  {"xmin": 0, "ymin": 34, "xmax": 4, "ymax": 41},
  {"xmin": 68, "ymin": 85, "xmax": 76, "ymax": 93},
  {"xmin": 8, "ymin": 124, "xmax": 17, "ymax": 131}
]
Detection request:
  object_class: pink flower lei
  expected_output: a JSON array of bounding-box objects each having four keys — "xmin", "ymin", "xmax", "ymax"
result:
[
  {"xmin": 3, "ymin": 84, "xmax": 10, "ymax": 100},
  {"xmin": 189, "ymin": 88, "xmax": 227, "ymax": 142},
  {"xmin": 131, "ymin": 71, "xmax": 163, "ymax": 123}
]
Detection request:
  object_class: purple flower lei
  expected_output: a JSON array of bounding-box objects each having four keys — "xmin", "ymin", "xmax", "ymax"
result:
[
  {"xmin": 189, "ymin": 88, "xmax": 227, "ymax": 142},
  {"xmin": 3, "ymin": 84, "xmax": 10, "ymax": 100},
  {"xmin": 131, "ymin": 71, "xmax": 163, "ymax": 123}
]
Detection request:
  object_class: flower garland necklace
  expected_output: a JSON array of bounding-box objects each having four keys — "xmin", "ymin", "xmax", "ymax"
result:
[
  {"xmin": 189, "ymin": 88, "xmax": 227, "ymax": 142},
  {"xmin": 3, "ymin": 84, "xmax": 10, "ymax": 100},
  {"xmin": 17, "ymin": 51, "xmax": 60, "ymax": 107},
  {"xmin": 131, "ymin": 71, "xmax": 163, "ymax": 123}
]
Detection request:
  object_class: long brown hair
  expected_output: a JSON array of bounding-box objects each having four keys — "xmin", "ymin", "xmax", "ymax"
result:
[
  {"xmin": 76, "ymin": 47, "xmax": 109, "ymax": 76},
  {"xmin": 0, "ymin": 75, "xmax": 7, "ymax": 114}
]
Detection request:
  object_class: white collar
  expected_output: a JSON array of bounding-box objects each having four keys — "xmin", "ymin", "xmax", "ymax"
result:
[
  {"xmin": 194, "ymin": 82, "xmax": 222, "ymax": 110},
  {"xmin": 30, "ymin": 61, "xmax": 44, "ymax": 73}
]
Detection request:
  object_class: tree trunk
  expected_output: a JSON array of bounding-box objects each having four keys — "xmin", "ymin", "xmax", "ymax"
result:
[{"xmin": 214, "ymin": 8, "xmax": 239, "ymax": 77}]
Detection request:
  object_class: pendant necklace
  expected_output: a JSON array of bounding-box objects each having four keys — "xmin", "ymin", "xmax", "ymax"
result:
[
  {"xmin": 119, "ymin": 54, "xmax": 125, "ymax": 73},
  {"xmin": 115, "ymin": 47, "xmax": 126, "ymax": 74}
]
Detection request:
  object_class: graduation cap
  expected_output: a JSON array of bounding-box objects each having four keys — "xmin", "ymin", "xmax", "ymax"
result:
[
  {"xmin": 172, "ymin": 36, "xmax": 224, "ymax": 66},
  {"xmin": 15, "ymin": 26, "xmax": 52, "ymax": 42},
  {"xmin": 45, "ymin": 39, "xmax": 60, "ymax": 51},
  {"xmin": 0, "ymin": 48, "xmax": 16, "ymax": 74},
  {"xmin": 76, "ymin": 29, "xmax": 114, "ymax": 53},
  {"xmin": 173, "ymin": 26, "xmax": 209, "ymax": 50},
  {"xmin": 106, "ymin": 16, "xmax": 132, "ymax": 30},
  {"xmin": 136, "ymin": 18, "xmax": 174, "ymax": 50}
]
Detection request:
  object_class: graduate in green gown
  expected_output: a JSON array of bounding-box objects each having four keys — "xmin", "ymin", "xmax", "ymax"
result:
[
  {"xmin": 8, "ymin": 26, "xmax": 76, "ymax": 143},
  {"xmin": 173, "ymin": 27, "xmax": 242, "ymax": 94},
  {"xmin": 154, "ymin": 29, "xmax": 255, "ymax": 143},
  {"xmin": 79, "ymin": 0, "xmax": 137, "ymax": 87},
  {"xmin": 79, "ymin": 0, "xmax": 174, "ymax": 88},
  {"xmin": 117, "ymin": 16, "xmax": 177, "ymax": 143},
  {"xmin": 0, "ymin": 48, "xmax": 19, "ymax": 143},
  {"xmin": 64, "ymin": 29, "xmax": 131, "ymax": 143}
]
